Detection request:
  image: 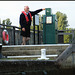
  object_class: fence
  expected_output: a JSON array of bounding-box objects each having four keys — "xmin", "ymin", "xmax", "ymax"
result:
[
  {"xmin": 58, "ymin": 30, "xmax": 75, "ymax": 44},
  {"xmin": 0, "ymin": 24, "xmax": 43, "ymax": 45},
  {"xmin": 0, "ymin": 24, "xmax": 75, "ymax": 45}
]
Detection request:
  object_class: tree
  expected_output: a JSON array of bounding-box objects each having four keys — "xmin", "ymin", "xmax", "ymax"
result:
[
  {"xmin": 56, "ymin": 11, "xmax": 69, "ymax": 30},
  {"xmin": 2, "ymin": 20, "xmax": 6, "ymax": 25},
  {"xmin": 2, "ymin": 18, "xmax": 12, "ymax": 25},
  {"xmin": 56, "ymin": 11, "xmax": 70, "ymax": 43},
  {"xmin": 2, "ymin": 18, "xmax": 12, "ymax": 28},
  {"xmin": 0, "ymin": 18, "xmax": 1, "ymax": 24},
  {"xmin": 6, "ymin": 18, "xmax": 12, "ymax": 25},
  {"xmin": 64, "ymin": 28, "xmax": 71, "ymax": 43}
]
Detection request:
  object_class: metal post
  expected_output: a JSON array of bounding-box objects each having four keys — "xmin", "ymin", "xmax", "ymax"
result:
[
  {"xmin": 0, "ymin": 44, "xmax": 3, "ymax": 58},
  {"xmin": 13, "ymin": 27, "xmax": 15, "ymax": 45},
  {"xmin": 33, "ymin": 15, "xmax": 35, "ymax": 44},
  {"xmin": 37, "ymin": 26, "xmax": 39, "ymax": 44}
]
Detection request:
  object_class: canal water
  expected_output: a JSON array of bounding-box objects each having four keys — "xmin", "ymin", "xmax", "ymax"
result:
[{"xmin": 0, "ymin": 68, "xmax": 75, "ymax": 75}]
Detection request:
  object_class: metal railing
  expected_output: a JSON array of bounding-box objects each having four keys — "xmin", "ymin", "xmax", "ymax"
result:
[
  {"xmin": 0, "ymin": 24, "xmax": 43, "ymax": 45},
  {"xmin": 0, "ymin": 24, "xmax": 75, "ymax": 45},
  {"xmin": 0, "ymin": 24, "xmax": 21, "ymax": 45},
  {"xmin": 57, "ymin": 30, "xmax": 75, "ymax": 44}
]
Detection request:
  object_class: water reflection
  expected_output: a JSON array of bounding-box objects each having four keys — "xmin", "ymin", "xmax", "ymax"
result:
[{"xmin": 0, "ymin": 69, "xmax": 75, "ymax": 75}]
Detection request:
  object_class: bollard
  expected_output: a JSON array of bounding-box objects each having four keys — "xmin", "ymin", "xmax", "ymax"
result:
[
  {"xmin": 38, "ymin": 49, "xmax": 49, "ymax": 60},
  {"xmin": 41, "ymin": 49, "xmax": 46, "ymax": 59}
]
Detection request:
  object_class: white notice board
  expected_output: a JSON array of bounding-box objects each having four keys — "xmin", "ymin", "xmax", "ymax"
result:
[
  {"xmin": 46, "ymin": 16, "xmax": 52, "ymax": 24},
  {"xmin": 35, "ymin": 15, "xmax": 39, "ymax": 25}
]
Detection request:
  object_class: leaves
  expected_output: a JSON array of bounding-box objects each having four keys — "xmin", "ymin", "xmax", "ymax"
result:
[
  {"xmin": 6, "ymin": 18, "xmax": 12, "ymax": 25},
  {"xmin": 56, "ymin": 11, "xmax": 69, "ymax": 30},
  {"xmin": 2, "ymin": 18, "xmax": 12, "ymax": 25},
  {"xmin": 56, "ymin": 11, "xmax": 71, "ymax": 43}
]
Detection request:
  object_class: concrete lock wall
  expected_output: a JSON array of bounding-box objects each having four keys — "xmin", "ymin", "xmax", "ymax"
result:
[
  {"xmin": 0, "ymin": 28, "xmax": 43, "ymax": 45},
  {"xmin": 59, "ymin": 53, "xmax": 75, "ymax": 68}
]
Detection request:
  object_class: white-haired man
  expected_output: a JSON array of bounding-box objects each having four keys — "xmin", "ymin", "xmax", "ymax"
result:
[{"xmin": 20, "ymin": 6, "xmax": 45, "ymax": 45}]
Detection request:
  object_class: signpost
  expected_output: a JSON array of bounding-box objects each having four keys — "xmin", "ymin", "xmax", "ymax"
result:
[
  {"xmin": 35, "ymin": 15, "xmax": 39, "ymax": 25},
  {"xmin": 33, "ymin": 14, "xmax": 39, "ymax": 44}
]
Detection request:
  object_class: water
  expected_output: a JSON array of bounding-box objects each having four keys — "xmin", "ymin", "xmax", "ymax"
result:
[{"xmin": 0, "ymin": 68, "xmax": 75, "ymax": 75}]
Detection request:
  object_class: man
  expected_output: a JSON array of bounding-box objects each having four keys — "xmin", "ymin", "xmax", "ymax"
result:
[{"xmin": 20, "ymin": 6, "xmax": 45, "ymax": 45}]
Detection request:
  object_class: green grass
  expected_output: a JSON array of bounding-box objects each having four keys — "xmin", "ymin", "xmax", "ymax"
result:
[{"xmin": 0, "ymin": 57, "xmax": 56, "ymax": 61}]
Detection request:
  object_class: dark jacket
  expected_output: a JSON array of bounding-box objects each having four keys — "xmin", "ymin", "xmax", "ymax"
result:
[{"xmin": 19, "ymin": 9, "xmax": 42, "ymax": 28}]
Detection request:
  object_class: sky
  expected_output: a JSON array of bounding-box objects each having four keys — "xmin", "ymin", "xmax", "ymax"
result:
[{"xmin": 0, "ymin": 1, "xmax": 75, "ymax": 28}]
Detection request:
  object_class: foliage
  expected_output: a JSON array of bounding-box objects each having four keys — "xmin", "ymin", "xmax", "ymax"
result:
[
  {"xmin": 2, "ymin": 18, "xmax": 12, "ymax": 25},
  {"xmin": 56, "ymin": 11, "xmax": 71, "ymax": 43},
  {"xmin": 56, "ymin": 11, "xmax": 69, "ymax": 30},
  {"xmin": 2, "ymin": 18, "xmax": 12, "ymax": 28},
  {"xmin": 64, "ymin": 28, "xmax": 72, "ymax": 43}
]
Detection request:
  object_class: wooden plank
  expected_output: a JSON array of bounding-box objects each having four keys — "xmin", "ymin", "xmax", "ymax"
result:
[{"xmin": 56, "ymin": 44, "xmax": 75, "ymax": 64}]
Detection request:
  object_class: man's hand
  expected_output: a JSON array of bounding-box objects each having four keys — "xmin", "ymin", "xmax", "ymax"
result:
[
  {"xmin": 22, "ymin": 28, "xmax": 25, "ymax": 31},
  {"xmin": 42, "ymin": 8, "xmax": 45, "ymax": 10}
]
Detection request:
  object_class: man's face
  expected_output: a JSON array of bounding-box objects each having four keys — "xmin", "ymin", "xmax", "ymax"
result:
[{"xmin": 25, "ymin": 6, "xmax": 29, "ymax": 13}]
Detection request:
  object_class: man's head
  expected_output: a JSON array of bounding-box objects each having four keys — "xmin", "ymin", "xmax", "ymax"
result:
[{"xmin": 24, "ymin": 6, "xmax": 29, "ymax": 13}]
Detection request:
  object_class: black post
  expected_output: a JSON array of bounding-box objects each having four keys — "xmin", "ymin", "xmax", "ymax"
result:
[
  {"xmin": 37, "ymin": 26, "xmax": 39, "ymax": 44},
  {"xmin": 33, "ymin": 15, "xmax": 35, "ymax": 44},
  {"xmin": 13, "ymin": 27, "xmax": 15, "ymax": 45},
  {"xmin": 0, "ymin": 44, "xmax": 3, "ymax": 58}
]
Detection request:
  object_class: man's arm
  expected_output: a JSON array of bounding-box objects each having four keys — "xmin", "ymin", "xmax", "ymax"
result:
[
  {"xmin": 30, "ymin": 8, "xmax": 45, "ymax": 16},
  {"xmin": 20, "ymin": 14, "xmax": 24, "ymax": 28},
  {"xmin": 19, "ymin": 13, "xmax": 26, "ymax": 31},
  {"xmin": 20, "ymin": 14, "xmax": 27, "ymax": 28}
]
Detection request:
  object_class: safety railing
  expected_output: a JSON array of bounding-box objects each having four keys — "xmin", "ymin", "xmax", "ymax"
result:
[
  {"xmin": 57, "ymin": 30, "xmax": 75, "ymax": 44},
  {"xmin": 0, "ymin": 24, "xmax": 21, "ymax": 45},
  {"xmin": 0, "ymin": 24, "xmax": 75, "ymax": 45},
  {"xmin": 0, "ymin": 24, "xmax": 43, "ymax": 45}
]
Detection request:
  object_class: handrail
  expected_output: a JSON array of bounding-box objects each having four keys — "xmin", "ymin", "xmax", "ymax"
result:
[
  {"xmin": 0, "ymin": 24, "xmax": 43, "ymax": 32},
  {"xmin": 0, "ymin": 24, "xmax": 42, "ymax": 45},
  {"xmin": 58, "ymin": 30, "xmax": 75, "ymax": 31},
  {"xmin": 0, "ymin": 24, "xmax": 21, "ymax": 45},
  {"xmin": 0, "ymin": 24, "xmax": 21, "ymax": 29}
]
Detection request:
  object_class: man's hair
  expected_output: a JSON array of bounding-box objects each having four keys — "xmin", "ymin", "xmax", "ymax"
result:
[
  {"xmin": 24, "ymin": 6, "xmax": 29, "ymax": 10},
  {"xmin": 24, "ymin": 6, "xmax": 28, "ymax": 7},
  {"xmin": 24, "ymin": 6, "xmax": 26, "ymax": 10}
]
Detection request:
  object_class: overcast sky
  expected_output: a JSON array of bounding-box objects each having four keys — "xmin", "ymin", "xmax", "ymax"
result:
[{"xmin": 0, "ymin": 1, "xmax": 75, "ymax": 28}]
